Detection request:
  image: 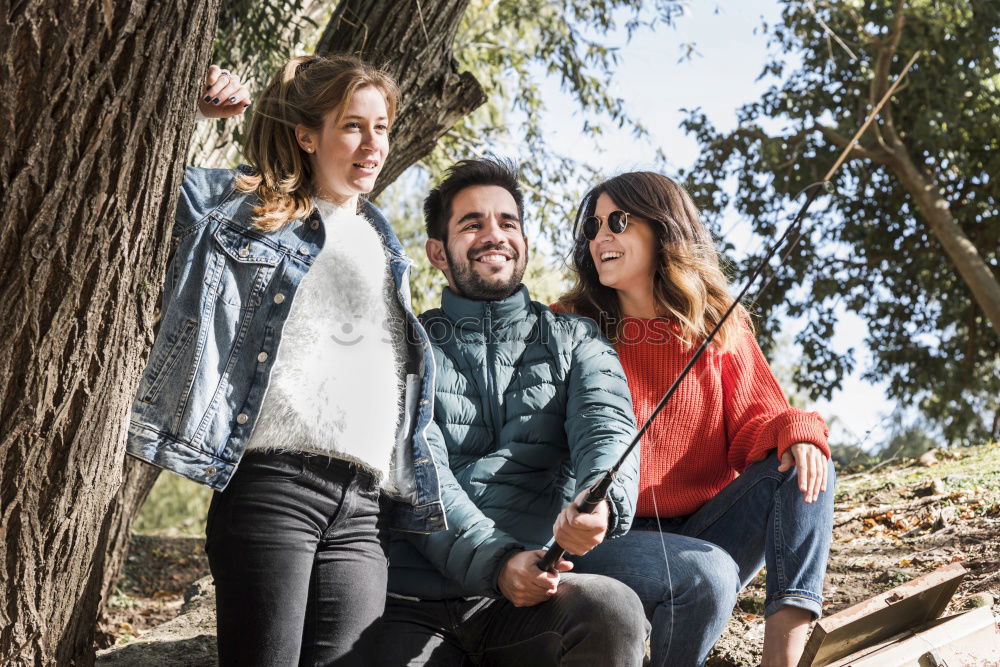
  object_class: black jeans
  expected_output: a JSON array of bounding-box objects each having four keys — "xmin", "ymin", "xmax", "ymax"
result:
[
  {"xmin": 206, "ymin": 451, "xmax": 388, "ymax": 666},
  {"xmin": 376, "ymin": 573, "xmax": 649, "ymax": 666}
]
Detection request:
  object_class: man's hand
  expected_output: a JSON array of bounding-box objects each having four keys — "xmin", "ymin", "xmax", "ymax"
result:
[
  {"xmin": 498, "ymin": 550, "xmax": 572, "ymax": 607},
  {"xmin": 551, "ymin": 488, "xmax": 609, "ymax": 556},
  {"xmin": 197, "ymin": 65, "xmax": 251, "ymax": 119},
  {"xmin": 778, "ymin": 443, "xmax": 829, "ymax": 504}
]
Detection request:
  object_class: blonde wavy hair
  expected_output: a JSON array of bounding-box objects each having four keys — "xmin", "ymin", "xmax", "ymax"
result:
[
  {"xmin": 236, "ymin": 54, "xmax": 399, "ymax": 231},
  {"xmin": 557, "ymin": 172, "xmax": 751, "ymax": 353}
]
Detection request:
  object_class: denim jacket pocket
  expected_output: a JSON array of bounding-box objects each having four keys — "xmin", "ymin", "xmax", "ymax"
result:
[
  {"xmin": 206, "ymin": 223, "xmax": 283, "ymax": 310},
  {"xmin": 139, "ymin": 318, "xmax": 198, "ymax": 404}
]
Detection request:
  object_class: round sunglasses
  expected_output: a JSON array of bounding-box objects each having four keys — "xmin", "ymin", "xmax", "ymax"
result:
[{"xmin": 582, "ymin": 210, "xmax": 630, "ymax": 241}]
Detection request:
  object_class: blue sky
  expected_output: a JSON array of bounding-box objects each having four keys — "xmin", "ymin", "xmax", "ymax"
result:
[{"xmin": 533, "ymin": 1, "xmax": 895, "ymax": 449}]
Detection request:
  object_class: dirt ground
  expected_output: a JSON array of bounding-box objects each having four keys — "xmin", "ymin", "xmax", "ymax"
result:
[
  {"xmin": 99, "ymin": 443, "xmax": 1000, "ymax": 664},
  {"xmin": 96, "ymin": 536, "xmax": 210, "ymax": 649},
  {"xmin": 708, "ymin": 443, "xmax": 1000, "ymax": 665}
]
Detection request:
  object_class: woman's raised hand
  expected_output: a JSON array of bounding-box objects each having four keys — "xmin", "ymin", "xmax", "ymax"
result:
[
  {"xmin": 197, "ymin": 65, "xmax": 251, "ymax": 119},
  {"xmin": 778, "ymin": 442, "xmax": 829, "ymax": 504}
]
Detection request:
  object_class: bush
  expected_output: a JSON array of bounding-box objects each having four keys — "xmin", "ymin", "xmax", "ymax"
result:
[{"xmin": 133, "ymin": 473, "xmax": 213, "ymax": 537}]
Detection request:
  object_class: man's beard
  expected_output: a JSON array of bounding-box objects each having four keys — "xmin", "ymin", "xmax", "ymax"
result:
[{"xmin": 445, "ymin": 241, "xmax": 527, "ymax": 301}]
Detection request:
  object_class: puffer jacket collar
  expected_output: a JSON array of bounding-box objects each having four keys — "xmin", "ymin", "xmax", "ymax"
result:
[{"xmin": 440, "ymin": 284, "xmax": 532, "ymax": 332}]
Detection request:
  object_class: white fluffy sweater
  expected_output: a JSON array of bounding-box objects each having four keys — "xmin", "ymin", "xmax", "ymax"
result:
[{"xmin": 245, "ymin": 198, "xmax": 403, "ymax": 484}]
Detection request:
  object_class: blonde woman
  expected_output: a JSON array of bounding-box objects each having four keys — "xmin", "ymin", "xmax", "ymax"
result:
[
  {"xmin": 553, "ymin": 172, "xmax": 834, "ymax": 667},
  {"xmin": 126, "ymin": 57, "xmax": 445, "ymax": 665}
]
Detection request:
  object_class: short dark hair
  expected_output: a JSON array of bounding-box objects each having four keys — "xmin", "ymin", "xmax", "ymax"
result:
[{"xmin": 423, "ymin": 157, "xmax": 525, "ymax": 240}]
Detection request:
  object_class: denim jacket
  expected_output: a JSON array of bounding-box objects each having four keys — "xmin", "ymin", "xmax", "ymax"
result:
[{"xmin": 126, "ymin": 166, "xmax": 445, "ymax": 534}]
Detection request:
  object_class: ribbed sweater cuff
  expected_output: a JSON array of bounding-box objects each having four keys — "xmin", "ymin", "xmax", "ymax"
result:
[{"xmin": 775, "ymin": 413, "xmax": 830, "ymax": 460}]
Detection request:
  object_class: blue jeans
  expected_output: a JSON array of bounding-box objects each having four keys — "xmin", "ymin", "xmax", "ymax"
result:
[
  {"xmin": 206, "ymin": 451, "xmax": 389, "ymax": 666},
  {"xmin": 573, "ymin": 453, "xmax": 835, "ymax": 666}
]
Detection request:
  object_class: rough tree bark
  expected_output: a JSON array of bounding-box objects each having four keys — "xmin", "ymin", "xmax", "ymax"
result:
[{"xmin": 0, "ymin": 2, "xmax": 222, "ymax": 665}]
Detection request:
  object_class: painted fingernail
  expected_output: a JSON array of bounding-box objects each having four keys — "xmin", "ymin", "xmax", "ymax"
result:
[
  {"xmin": 203, "ymin": 95, "xmax": 211, "ymax": 102},
  {"xmin": 205, "ymin": 84, "xmax": 211, "ymax": 90},
  {"xmin": 212, "ymin": 97, "xmax": 220, "ymax": 104},
  {"xmin": 228, "ymin": 96, "xmax": 237, "ymax": 103}
]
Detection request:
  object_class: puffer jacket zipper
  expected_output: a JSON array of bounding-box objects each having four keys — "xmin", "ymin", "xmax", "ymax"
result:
[{"xmin": 484, "ymin": 302, "xmax": 502, "ymax": 443}]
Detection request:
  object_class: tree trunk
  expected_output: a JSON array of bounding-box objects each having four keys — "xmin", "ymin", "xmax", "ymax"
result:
[
  {"xmin": 0, "ymin": 1, "xmax": 221, "ymax": 664},
  {"xmin": 887, "ymin": 147, "xmax": 1000, "ymax": 337},
  {"xmin": 317, "ymin": 0, "xmax": 487, "ymax": 197}
]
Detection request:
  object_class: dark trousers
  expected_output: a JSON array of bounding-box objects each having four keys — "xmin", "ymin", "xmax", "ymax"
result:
[
  {"xmin": 206, "ymin": 451, "xmax": 388, "ymax": 666},
  {"xmin": 376, "ymin": 573, "xmax": 649, "ymax": 666}
]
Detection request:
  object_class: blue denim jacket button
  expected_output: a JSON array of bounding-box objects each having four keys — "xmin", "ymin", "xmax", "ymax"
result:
[
  {"xmin": 236, "ymin": 413, "xmax": 249, "ymax": 424},
  {"xmin": 298, "ymin": 246, "xmax": 310, "ymax": 255},
  {"xmin": 205, "ymin": 466, "xmax": 217, "ymax": 477},
  {"xmin": 257, "ymin": 352, "xmax": 268, "ymax": 362},
  {"xmin": 310, "ymin": 220, "xmax": 320, "ymax": 230},
  {"xmin": 273, "ymin": 293, "xmax": 285, "ymax": 304}
]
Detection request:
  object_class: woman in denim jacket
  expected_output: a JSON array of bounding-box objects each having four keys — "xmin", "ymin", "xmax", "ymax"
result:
[{"xmin": 126, "ymin": 57, "xmax": 445, "ymax": 665}]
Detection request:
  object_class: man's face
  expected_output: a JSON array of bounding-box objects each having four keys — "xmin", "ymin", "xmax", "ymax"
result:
[{"xmin": 426, "ymin": 185, "xmax": 528, "ymax": 301}]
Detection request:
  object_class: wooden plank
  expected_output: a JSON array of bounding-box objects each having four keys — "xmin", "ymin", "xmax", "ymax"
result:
[
  {"xmin": 835, "ymin": 606, "xmax": 1000, "ymax": 666},
  {"xmin": 798, "ymin": 562, "xmax": 967, "ymax": 666}
]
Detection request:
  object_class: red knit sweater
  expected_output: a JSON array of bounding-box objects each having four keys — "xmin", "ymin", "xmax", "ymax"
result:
[
  {"xmin": 552, "ymin": 308, "xmax": 829, "ymax": 518},
  {"xmin": 616, "ymin": 317, "xmax": 829, "ymax": 517}
]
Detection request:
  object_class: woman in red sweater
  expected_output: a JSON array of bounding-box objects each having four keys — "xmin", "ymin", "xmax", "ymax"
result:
[{"xmin": 553, "ymin": 171, "xmax": 834, "ymax": 667}]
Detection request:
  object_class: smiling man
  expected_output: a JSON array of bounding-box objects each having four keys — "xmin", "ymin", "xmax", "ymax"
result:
[
  {"xmin": 376, "ymin": 158, "xmax": 648, "ymax": 666},
  {"xmin": 428, "ymin": 178, "xmax": 527, "ymax": 300}
]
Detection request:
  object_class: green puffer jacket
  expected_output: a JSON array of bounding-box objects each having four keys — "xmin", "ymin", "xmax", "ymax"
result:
[{"xmin": 387, "ymin": 286, "xmax": 639, "ymax": 600}]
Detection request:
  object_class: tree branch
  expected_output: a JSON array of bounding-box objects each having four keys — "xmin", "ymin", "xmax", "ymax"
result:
[
  {"xmin": 870, "ymin": 0, "xmax": 907, "ymax": 151},
  {"xmin": 725, "ymin": 123, "xmax": 890, "ymax": 170},
  {"xmin": 815, "ymin": 123, "xmax": 891, "ymax": 164}
]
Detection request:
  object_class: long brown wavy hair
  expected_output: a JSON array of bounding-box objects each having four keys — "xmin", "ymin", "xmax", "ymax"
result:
[
  {"xmin": 557, "ymin": 171, "xmax": 750, "ymax": 353},
  {"xmin": 236, "ymin": 54, "xmax": 399, "ymax": 231}
]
